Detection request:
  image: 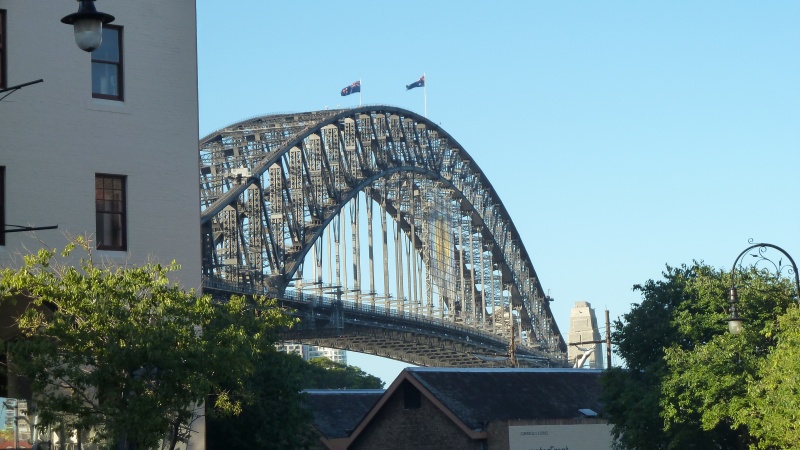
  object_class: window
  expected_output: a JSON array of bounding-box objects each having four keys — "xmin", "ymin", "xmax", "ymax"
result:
[
  {"xmin": 0, "ymin": 167, "xmax": 4, "ymax": 246},
  {"xmin": 0, "ymin": 9, "xmax": 6, "ymax": 90},
  {"xmin": 91, "ymin": 25, "xmax": 123, "ymax": 100},
  {"xmin": 0, "ymin": 352, "xmax": 6, "ymax": 397},
  {"xmin": 403, "ymin": 384, "xmax": 421, "ymax": 409},
  {"xmin": 95, "ymin": 174, "xmax": 126, "ymax": 250}
]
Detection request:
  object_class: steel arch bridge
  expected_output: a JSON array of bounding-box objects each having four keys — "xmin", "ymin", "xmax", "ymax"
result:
[{"xmin": 199, "ymin": 105, "xmax": 568, "ymax": 367}]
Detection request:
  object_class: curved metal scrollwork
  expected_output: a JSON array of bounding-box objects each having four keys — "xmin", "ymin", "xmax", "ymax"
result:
[
  {"xmin": 727, "ymin": 240, "xmax": 800, "ymax": 334},
  {"xmin": 198, "ymin": 105, "xmax": 567, "ymax": 360},
  {"xmin": 730, "ymin": 240, "xmax": 800, "ymax": 293}
]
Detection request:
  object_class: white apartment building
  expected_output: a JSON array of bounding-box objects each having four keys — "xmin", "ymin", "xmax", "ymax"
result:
[
  {"xmin": 0, "ymin": 0, "xmax": 201, "ymax": 447},
  {"xmin": 278, "ymin": 343, "xmax": 348, "ymax": 365}
]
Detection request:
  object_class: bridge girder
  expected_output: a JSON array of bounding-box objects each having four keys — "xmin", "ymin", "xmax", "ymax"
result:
[{"xmin": 199, "ymin": 106, "xmax": 568, "ymax": 365}]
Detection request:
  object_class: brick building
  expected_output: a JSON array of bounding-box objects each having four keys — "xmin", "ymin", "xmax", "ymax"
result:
[{"xmin": 306, "ymin": 367, "xmax": 613, "ymax": 450}]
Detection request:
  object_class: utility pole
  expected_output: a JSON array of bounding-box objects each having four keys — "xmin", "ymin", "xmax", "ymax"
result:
[
  {"xmin": 509, "ymin": 316, "xmax": 517, "ymax": 368},
  {"xmin": 605, "ymin": 309, "xmax": 611, "ymax": 369}
]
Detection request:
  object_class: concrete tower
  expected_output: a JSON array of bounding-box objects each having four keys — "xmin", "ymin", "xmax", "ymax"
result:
[{"xmin": 568, "ymin": 301, "xmax": 604, "ymax": 369}]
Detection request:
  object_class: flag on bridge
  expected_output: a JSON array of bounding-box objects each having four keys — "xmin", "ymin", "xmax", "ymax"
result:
[
  {"xmin": 406, "ymin": 75, "xmax": 425, "ymax": 90},
  {"xmin": 341, "ymin": 80, "xmax": 361, "ymax": 96},
  {"xmin": 406, "ymin": 74, "xmax": 427, "ymax": 117}
]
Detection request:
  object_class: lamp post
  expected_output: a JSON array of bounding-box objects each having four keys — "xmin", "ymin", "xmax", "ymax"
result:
[
  {"xmin": 727, "ymin": 242, "xmax": 800, "ymax": 334},
  {"xmin": 60, "ymin": 0, "xmax": 115, "ymax": 52}
]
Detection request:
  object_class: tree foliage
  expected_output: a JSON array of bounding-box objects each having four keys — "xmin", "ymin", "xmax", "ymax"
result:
[
  {"xmin": 601, "ymin": 263, "xmax": 730, "ymax": 450},
  {"xmin": 0, "ymin": 238, "xmax": 296, "ymax": 449},
  {"xmin": 741, "ymin": 306, "xmax": 800, "ymax": 449},
  {"xmin": 206, "ymin": 351, "xmax": 316, "ymax": 450},
  {"xmin": 300, "ymin": 357, "xmax": 384, "ymax": 390},
  {"xmin": 601, "ymin": 262, "xmax": 797, "ymax": 450},
  {"xmin": 206, "ymin": 351, "xmax": 384, "ymax": 449}
]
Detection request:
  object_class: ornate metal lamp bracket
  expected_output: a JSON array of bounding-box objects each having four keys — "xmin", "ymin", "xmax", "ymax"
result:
[{"xmin": 727, "ymin": 240, "xmax": 800, "ymax": 334}]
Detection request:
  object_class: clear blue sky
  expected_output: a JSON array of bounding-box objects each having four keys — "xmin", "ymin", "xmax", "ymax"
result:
[{"xmin": 197, "ymin": 1, "xmax": 800, "ymax": 384}]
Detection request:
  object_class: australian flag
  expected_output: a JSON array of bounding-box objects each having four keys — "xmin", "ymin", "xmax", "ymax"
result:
[
  {"xmin": 406, "ymin": 75, "xmax": 425, "ymax": 90},
  {"xmin": 341, "ymin": 80, "xmax": 361, "ymax": 96}
]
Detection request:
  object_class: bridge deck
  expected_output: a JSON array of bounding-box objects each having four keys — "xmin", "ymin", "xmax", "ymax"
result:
[{"xmin": 204, "ymin": 279, "xmax": 568, "ymax": 368}]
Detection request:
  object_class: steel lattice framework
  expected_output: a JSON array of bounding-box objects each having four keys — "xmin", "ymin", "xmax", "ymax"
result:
[{"xmin": 199, "ymin": 106, "xmax": 567, "ymax": 366}]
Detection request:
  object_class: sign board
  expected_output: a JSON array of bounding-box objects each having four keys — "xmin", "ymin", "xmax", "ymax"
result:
[
  {"xmin": 0, "ymin": 398, "xmax": 32, "ymax": 446},
  {"xmin": 509, "ymin": 423, "xmax": 613, "ymax": 450}
]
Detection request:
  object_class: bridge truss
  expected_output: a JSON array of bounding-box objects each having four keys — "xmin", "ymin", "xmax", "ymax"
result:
[{"xmin": 199, "ymin": 106, "xmax": 567, "ymax": 367}]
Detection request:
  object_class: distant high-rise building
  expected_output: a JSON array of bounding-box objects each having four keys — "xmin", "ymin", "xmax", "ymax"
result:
[
  {"xmin": 277, "ymin": 343, "xmax": 347, "ymax": 365},
  {"xmin": 568, "ymin": 301, "xmax": 604, "ymax": 369}
]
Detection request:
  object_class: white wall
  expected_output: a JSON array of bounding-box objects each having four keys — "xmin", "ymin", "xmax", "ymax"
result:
[
  {"xmin": 0, "ymin": 2, "xmax": 203, "ymax": 448},
  {"xmin": 0, "ymin": 0, "xmax": 201, "ymax": 290}
]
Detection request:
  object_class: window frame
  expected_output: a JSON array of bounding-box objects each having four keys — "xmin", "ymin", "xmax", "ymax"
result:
[
  {"xmin": 0, "ymin": 351, "xmax": 7, "ymax": 398},
  {"xmin": 0, "ymin": 167, "xmax": 5, "ymax": 246},
  {"xmin": 0, "ymin": 9, "xmax": 6, "ymax": 90},
  {"xmin": 95, "ymin": 173, "xmax": 127, "ymax": 251},
  {"xmin": 91, "ymin": 24, "xmax": 123, "ymax": 101}
]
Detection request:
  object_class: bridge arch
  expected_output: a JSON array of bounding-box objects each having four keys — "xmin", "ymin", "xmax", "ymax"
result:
[{"xmin": 199, "ymin": 106, "xmax": 567, "ymax": 365}]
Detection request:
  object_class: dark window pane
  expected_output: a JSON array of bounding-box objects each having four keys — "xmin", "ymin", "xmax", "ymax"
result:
[
  {"xmin": 91, "ymin": 25, "xmax": 122, "ymax": 100},
  {"xmin": 95, "ymin": 174, "xmax": 126, "ymax": 250},
  {"xmin": 403, "ymin": 385, "xmax": 421, "ymax": 409},
  {"xmin": 92, "ymin": 27, "xmax": 119, "ymax": 62},
  {"xmin": 92, "ymin": 62, "xmax": 119, "ymax": 97},
  {"xmin": 98, "ymin": 213, "xmax": 124, "ymax": 248},
  {"xmin": 0, "ymin": 167, "xmax": 5, "ymax": 246},
  {"xmin": 0, "ymin": 10, "xmax": 5, "ymax": 89},
  {"xmin": 0, "ymin": 352, "xmax": 7, "ymax": 397}
]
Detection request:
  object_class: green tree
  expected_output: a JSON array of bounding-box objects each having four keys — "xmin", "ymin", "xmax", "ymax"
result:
[
  {"xmin": 0, "ymin": 238, "xmax": 295, "ymax": 450},
  {"xmin": 206, "ymin": 351, "xmax": 317, "ymax": 450},
  {"xmin": 300, "ymin": 357, "xmax": 384, "ymax": 390},
  {"xmin": 602, "ymin": 262, "xmax": 797, "ymax": 449},
  {"xmin": 602, "ymin": 263, "xmax": 729, "ymax": 450},
  {"xmin": 740, "ymin": 306, "xmax": 800, "ymax": 448},
  {"xmin": 206, "ymin": 352, "xmax": 384, "ymax": 449},
  {"xmin": 660, "ymin": 266, "xmax": 796, "ymax": 449}
]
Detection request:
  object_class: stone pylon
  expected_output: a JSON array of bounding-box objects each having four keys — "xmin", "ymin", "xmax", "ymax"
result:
[{"xmin": 568, "ymin": 301, "xmax": 604, "ymax": 369}]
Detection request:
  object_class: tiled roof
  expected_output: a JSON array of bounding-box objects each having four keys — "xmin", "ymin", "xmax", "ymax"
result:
[
  {"xmin": 405, "ymin": 368, "xmax": 605, "ymax": 430},
  {"xmin": 304, "ymin": 390, "xmax": 385, "ymax": 439}
]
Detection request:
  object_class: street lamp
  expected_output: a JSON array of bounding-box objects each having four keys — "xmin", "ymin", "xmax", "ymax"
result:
[
  {"xmin": 727, "ymin": 242, "xmax": 800, "ymax": 334},
  {"xmin": 60, "ymin": 0, "xmax": 115, "ymax": 52}
]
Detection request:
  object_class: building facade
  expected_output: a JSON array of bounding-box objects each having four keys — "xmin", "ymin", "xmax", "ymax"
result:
[
  {"xmin": 278, "ymin": 343, "xmax": 348, "ymax": 365},
  {"xmin": 0, "ymin": 0, "xmax": 200, "ymax": 283},
  {"xmin": 0, "ymin": 1, "xmax": 200, "ymax": 447}
]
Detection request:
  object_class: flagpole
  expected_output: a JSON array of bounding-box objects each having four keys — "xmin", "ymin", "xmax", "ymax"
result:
[
  {"xmin": 359, "ymin": 79, "xmax": 362, "ymax": 107},
  {"xmin": 423, "ymin": 73, "xmax": 427, "ymax": 117}
]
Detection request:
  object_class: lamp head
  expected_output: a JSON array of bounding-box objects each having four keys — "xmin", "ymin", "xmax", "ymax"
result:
[
  {"xmin": 61, "ymin": 0, "xmax": 115, "ymax": 52},
  {"xmin": 728, "ymin": 286, "xmax": 743, "ymax": 335},
  {"xmin": 728, "ymin": 316, "xmax": 743, "ymax": 335}
]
